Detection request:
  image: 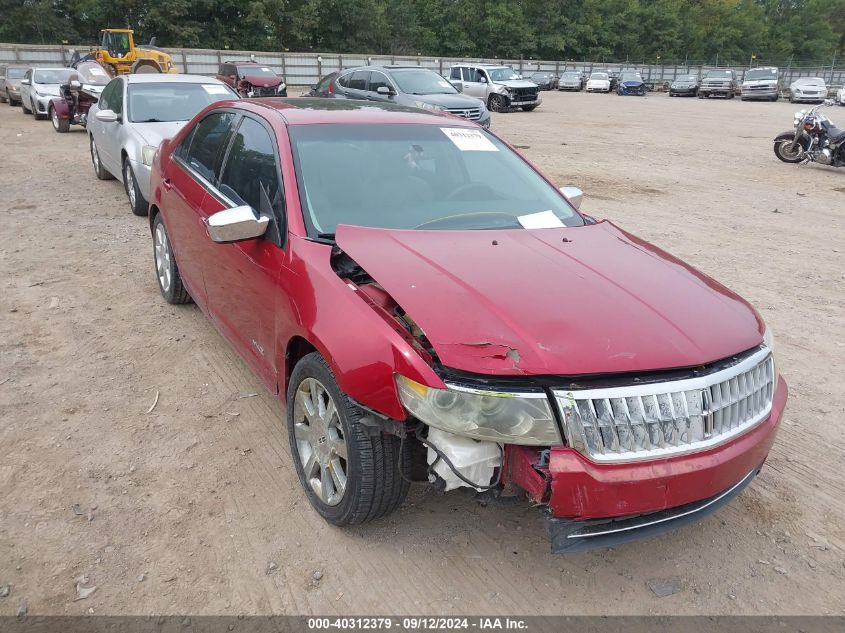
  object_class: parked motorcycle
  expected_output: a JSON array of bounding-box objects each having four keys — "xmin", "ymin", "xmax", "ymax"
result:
[
  {"xmin": 773, "ymin": 100, "xmax": 845, "ymax": 167},
  {"xmin": 49, "ymin": 61, "xmax": 109, "ymax": 133}
]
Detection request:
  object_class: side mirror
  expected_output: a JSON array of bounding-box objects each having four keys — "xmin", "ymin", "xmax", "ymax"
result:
[
  {"xmin": 560, "ymin": 185, "xmax": 584, "ymax": 209},
  {"xmin": 206, "ymin": 205, "xmax": 269, "ymax": 243},
  {"xmin": 376, "ymin": 86, "xmax": 394, "ymax": 96},
  {"xmin": 21, "ymin": 79, "xmax": 30, "ymax": 85},
  {"xmin": 479, "ymin": 76, "xmax": 487, "ymax": 84},
  {"xmin": 95, "ymin": 109, "xmax": 118, "ymax": 123}
]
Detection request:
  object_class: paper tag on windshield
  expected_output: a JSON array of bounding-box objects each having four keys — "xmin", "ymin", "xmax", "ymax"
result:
[
  {"xmin": 88, "ymin": 66, "xmax": 107, "ymax": 77},
  {"xmin": 261, "ymin": 67, "xmax": 271, "ymax": 72},
  {"xmin": 441, "ymin": 127, "xmax": 498, "ymax": 152},
  {"xmin": 517, "ymin": 210, "xmax": 565, "ymax": 229},
  {"xmin": 203, "ymin": 84, "xmax": 230, "ymax": 95}
]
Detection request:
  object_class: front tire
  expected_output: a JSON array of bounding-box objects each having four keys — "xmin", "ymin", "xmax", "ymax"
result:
[
  {"xmin": 287, "ymin": 352, "xmax": 410, "ymax": 526},
  {"xmin": 90, "ymin": 136, "xmax": 114, "ymax": 180},
  {"xmin": 21, "ymin": 97, "xmax": 31, "ymax": 114},
  {"xmin": 123, "ymin": 159, "xmax": 149, "ymax": 216},
  {"xmin": 152, "ymin": 213, "xmax": 191, "ymax": 304},
  {"xmin": 773, "ymin": 138, "xmax": 805, "ymax": 163},
  {"xmin": 488, "ymin": 93, "xmax": 507, "ymax": 113},
  {"xmin": 51, "ymin": 106, "xmax": 70, "ymax": 132}
]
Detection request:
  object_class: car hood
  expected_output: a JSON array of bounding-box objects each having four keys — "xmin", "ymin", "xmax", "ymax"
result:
[
  {"xmin": 335, "ymin": 222, "xmax": 763, "ymax": 376},
  {"xmin": 240, "ymin": 74, "xmax": 283, "ymax": 87},
  {"xmin": 410, "ymin": 93, "xmax": 484, "ymax": 109},
  {"xmin": 621, "ymin": 80, "xmax": 644, "ymax": 87},
  {"xmin": 494, "ymin": 79, "xmax": 538, "ymax": 89},
  {"xmin": 703, "ymin": 77, "xmax": 731, "ymax": 84},
  {"xmin": 33, "ymin": 83, "xmax": 62, "ymax": 96},
  {"xmin": 791, "ymin": 82, "xmax": 825, "ymax": 90},
  {"xmin": 128, "ymin": 121, "xmax": 188, "ymax": 147},
  {"xmin": 560, "ymin": 78, "xmax": 581, "ymax": 84},
  {"xmin": 743, "ymin": 79, "xmax": 777, "ymax": 87}
]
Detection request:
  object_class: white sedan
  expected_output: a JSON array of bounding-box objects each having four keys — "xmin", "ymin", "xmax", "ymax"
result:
[
  {"xmin": 837, "ymin": 86, "xmax": 845, "ymax": 106},
  {"xmin": 586, "ymin": 72, "xmax": 611, "ymax": 93}
]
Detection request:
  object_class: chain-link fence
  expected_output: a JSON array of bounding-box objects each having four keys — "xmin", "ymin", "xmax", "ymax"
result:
[{"xmin": 2, "ymin": 43, "xmax": 842, "ymax": 90}]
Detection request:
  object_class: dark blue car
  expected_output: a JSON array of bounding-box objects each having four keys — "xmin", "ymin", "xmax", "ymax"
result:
[{"xmin": 617, "ymin": 71, "xmax": 646, "ymax": 96}]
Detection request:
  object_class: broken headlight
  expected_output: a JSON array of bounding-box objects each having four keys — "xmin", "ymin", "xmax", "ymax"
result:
[{"xmin": 396, "ymin": 375, "xmax": 562, "ymax": 445}]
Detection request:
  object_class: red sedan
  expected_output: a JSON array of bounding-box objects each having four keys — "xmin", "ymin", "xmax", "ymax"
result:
[{"xmin": 147, "ymin": 98, "xmax": 786, "ymax": 552}]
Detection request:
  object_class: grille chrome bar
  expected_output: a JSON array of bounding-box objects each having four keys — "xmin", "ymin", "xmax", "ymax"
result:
[
  {"xmin": 444, "ymin": 107, "xmax": 481, "ymax": 120},
  {"xmin": 553, "ymin": 348, "xmax": 774, "ymax": 463}
]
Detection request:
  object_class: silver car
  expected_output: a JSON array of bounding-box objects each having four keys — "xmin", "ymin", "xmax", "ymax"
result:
[
  {"xmin": 20, "ymin": 67, "xmax": 75, "ymax": 119},
  {"xmin": 87, "ymin": 74, "xmax": 238, "ymax": 216},
  {"xmin": 0, "ymin": 65, "xmax": 28, "ymax": 105}
]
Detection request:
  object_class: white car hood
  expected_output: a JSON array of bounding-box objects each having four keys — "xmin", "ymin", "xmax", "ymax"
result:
[
  {"xmin": 129, "ymin": 121, "xmax": 189, "ymax": 147},
  {"xmin": 33, "ymin": 83, "xmax": 62, "ymax": 96},
  {"xmin": 495, "ymin": 79, "xmax": 539, "ymax": 89}
]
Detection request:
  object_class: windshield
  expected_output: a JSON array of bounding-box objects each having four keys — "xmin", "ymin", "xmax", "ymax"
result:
[
  {"xmin": 7, "ymin": 68, "xmax": 26, "ymax": 79},
  {"xmin": 590, "ymin": 73, "xmax": 608, "ymax": 80},
  {"xmin": 795, "ymin": 77, "xmax": 825, "ymax": 86},
  {"xmin": 127, "ymin": 83, "xmax": 236, "ymax": 123},
  {"xmin": 745, "ymin": 68, "xmax": 777, "ymax": 81},
  {"xmin": 238, "ymin": 65, "xmax": 276, "ymax": 77},
  {"xmin": 76, "ymin": 62, "xmax": 110, "ymax": 86},
  {"xmin": 34, "ymin": 69, "xmax": 74, "ymax": 84},
  {"xmin": 289, "ymin": 124, "xmax": 583, "ymax": 236},
  {"xmin": 706, "ymin": 70, "xmax": 732, "ymax": 78},
  {"xmin": 392, "ymin": 69, "xmax": 458, "ymax": 95},
  {"xmin": 487, "ymin": 67, "xmax": 520, "ymax": 81},
  {"xmin": 621, "ymin": 72, "xmax": 641, "ymax": 81},
  {"xmin": 562, "ymin": 72, "xmax": 580, "ymax": 79},
  {"xmin": 676, "ymin": 75, "xmax": 698, "ymax": 82}
]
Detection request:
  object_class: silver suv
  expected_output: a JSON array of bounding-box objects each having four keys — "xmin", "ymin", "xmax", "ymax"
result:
[{"xmin": 449, "ymin": 64, "xmax": 541, "ymax": 112}]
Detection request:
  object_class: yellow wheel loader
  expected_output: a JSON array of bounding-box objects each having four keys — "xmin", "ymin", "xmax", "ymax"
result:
[{"xmin": 92, "ymin": 29, "xmax": 178, "ymax": 76}]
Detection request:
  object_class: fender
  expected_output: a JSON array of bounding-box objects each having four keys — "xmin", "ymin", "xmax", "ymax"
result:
[
  {"xmin": 50, "ymin": 96, "xmax": 70, "ymax": 119},
  {"xmin": 773, "ymin": 130, "xmax": 810, "ymax": 148}
]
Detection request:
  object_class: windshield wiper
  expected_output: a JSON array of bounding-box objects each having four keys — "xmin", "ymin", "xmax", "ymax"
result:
[{"xmin": 135, "ymin": 118, "xmax": 166, "ymax": 123}]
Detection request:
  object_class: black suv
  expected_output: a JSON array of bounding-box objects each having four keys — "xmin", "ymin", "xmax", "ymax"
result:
[{"xmin": 306, "ymin": 65, "xmax": 491, "ymax": 128}]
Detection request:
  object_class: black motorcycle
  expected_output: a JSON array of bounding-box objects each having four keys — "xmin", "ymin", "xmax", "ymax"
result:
[{"xmin": 773, "ymin": 100, "xmax": 845, "ymax": 167}]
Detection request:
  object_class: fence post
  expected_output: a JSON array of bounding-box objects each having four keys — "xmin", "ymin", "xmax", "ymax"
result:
[
  {"xmin": 519, "ymin": 56, "xmax": 523, "ymax": 75},
  {"xmin": 281, "ymin": 52, "xmax": 287, "ymax": 81}
]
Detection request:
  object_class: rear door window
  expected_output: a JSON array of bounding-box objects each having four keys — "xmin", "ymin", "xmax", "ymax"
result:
[
  {"xmin": 183, "ymin": 111, "xmax": 237, "ymax": 183},
  {"xmin": 450, "ymin": 67, "xmax": 462, "ymax": 80},
  {"xmin": 348, "ymin": 71, "xmax": 369, "ymax": 91}
]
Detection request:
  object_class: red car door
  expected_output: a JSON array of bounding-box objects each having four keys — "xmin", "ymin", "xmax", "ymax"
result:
[
  {"xmin": 200, "ymin": 114, "xmax": 289, "ymax": 392},
  {"xmin": 163, "ymin": 110, "xmax": 238, "ymax": 307}
]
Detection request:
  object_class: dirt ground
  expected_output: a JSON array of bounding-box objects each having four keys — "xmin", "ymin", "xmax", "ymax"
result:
[{"xmin": 1, "ymin": 90, "xmax": 844, "ymax": 617}]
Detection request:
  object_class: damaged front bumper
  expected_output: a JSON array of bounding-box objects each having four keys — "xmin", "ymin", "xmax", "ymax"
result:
[{"xmin": 505, "ymin": 375, "xmax": 786, "ymax": 553}]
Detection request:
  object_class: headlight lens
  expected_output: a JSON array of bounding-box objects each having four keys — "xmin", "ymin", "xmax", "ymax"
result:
[
  {"xmin": 413, "ymin": 100, "xmax": 444, "ymax": 112},
  {"xmin": 763, "ymin": 325, "xmax": 780, "ymax": 383},
  {"xmin": 141, "ymin": 145, "xmax": 157, "ymax": 166},
  {"xmin": 396, "ymin": 375, "xmax": 562, "ymax": 445}
]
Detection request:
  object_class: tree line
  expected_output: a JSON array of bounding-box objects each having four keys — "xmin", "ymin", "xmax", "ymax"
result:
[{"xmin": 1, "ymin": 0, "xmax": 843, "ymax": 65}]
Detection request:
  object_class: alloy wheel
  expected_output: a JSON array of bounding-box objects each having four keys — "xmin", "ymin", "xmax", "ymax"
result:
[
  {"xmin": 125, "ymin": 163, "xmax": 136, "ymax": 209},
  {"xmin": 293, "ymin": 377, "xmax": 348, "ymax": 506},
  {"xmin": 91, "ymin": 139, "xmax": 100, "ymax": 174},
  {"xmin": 51, "ymin": 107, "xmax": 59, "ymax": 130},
  {"xmin": 154, "ymin": 223, "xmax": 172, "ymax": 293}
]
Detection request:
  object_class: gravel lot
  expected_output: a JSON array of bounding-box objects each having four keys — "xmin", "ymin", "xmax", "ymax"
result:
[{"xmin": 1, "ymin": 90, "xmax": 844, "ymax": 616}]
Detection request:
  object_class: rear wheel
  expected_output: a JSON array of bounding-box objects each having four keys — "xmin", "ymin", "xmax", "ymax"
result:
[
  {"xmin": 287, "ymin": 352, "xmax": 410, "ymax": 526},
  {"xmin": 0, "ymin": 91, "xmax": 6, "ymax": 103},
  {"xmin": 152, "ymin": 213, "xmax": 191, "ymax": 304},
  {"xmin": 132, "ymin": 61, "xmax": 161, "ymax": 74},
  {"xmin": 51, "ymin": 106, "xmax": 70, "ymax": 132},
  {"xmin": 123, "ymin": 159, "xmax": 148, "ymax": 216}
]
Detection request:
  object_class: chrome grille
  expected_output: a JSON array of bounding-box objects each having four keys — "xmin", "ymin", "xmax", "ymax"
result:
[
  {"xmin": 445, "ymin": 106, "xmax": 481, "ymax": 121},
  {"xmin": 553, "ymin": 348, "xmax": 774, "ymax": 463}
]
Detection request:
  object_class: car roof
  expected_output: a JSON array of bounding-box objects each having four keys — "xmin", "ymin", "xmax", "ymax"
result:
[
  {"xmin": 225, "ymin": 61, "xmax": 264, "ymax": 66},
  {"xmin": 124, "ymin": 73, "xmax": 228, "ymax": 85},
  {"xmin": 236, "ymin": 97, "xmax": 479, "ymax": 127}
]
